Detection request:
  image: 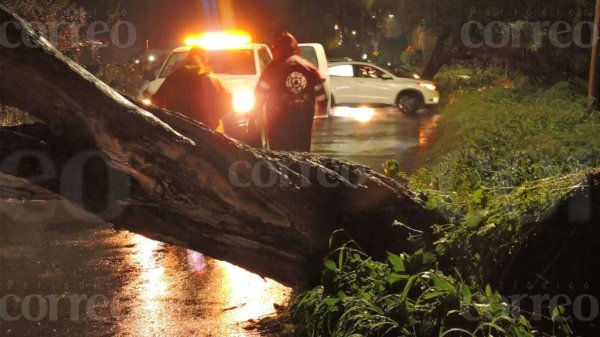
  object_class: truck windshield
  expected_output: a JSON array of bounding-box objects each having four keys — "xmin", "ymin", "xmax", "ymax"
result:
[{"xmin": 160, "ymin": 49, "xmax": 256, "ymax": 78}]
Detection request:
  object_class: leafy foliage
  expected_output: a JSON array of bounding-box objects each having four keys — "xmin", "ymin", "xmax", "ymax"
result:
[
  {"xmin": 404, "ymin": 80, "xmax": 599, "ymax": 283},
  {"xmin": 293, "ymin": 238, "xmax": 539, "ymax": 337}
]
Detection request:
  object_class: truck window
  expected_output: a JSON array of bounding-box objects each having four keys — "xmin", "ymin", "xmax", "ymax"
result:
[
  {"xmin": 300, "ymin": 46, "xmax": 319, "ymax": 67},
  {"xmin": 208, "ymin": 50, "xmax": 256, "ymax": 75},
  {"xmin": 258, "ymin": 47, "xmax": 272, "ymax": 72},
  {"xmin": 160, "ymin": 49, "xmax": 256, "ymax": 78},
  {"xmin": 160, "ymin": 52, "xmax": 187, "ymax": 78}
]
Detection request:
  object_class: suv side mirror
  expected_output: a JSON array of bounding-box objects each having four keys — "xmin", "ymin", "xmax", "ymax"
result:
[
  {"xmin": 143, "ymin": 70, "xmax": 156, "ymax": 81},
  {"xmin": 381, "ymin": 74, "xmax": 393, "ymax": 80}
]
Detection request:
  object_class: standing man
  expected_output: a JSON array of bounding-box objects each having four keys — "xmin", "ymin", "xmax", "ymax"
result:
[
  {"xmin": 255, "ymin": 32, "xmax": 328, "ymax": 152},
  {"xmin": 152, "ymin": 47, "xmax": 231, "ymax": 130}
]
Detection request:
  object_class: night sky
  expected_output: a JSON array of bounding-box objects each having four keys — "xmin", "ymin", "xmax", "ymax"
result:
[{"xmin": 76, "ymin": 0, "xmax": 286, "ymax": 49}]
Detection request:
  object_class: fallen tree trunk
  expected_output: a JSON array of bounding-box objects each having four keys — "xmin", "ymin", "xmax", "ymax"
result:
[{"xmin": 0, "ymin": 6, "xmax": 444, "ymax": 286}]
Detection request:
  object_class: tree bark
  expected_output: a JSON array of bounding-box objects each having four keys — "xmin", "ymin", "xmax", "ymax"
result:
[
  {"xmin": 0, "ymin": 6, "xmax": 443, "ymax": 287},
  {"xmin": 422, "ymin": 31, "xmax": 452, "ymax": 80}
]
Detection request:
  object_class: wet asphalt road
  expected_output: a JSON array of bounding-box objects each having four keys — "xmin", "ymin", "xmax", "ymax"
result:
[
  {"xmin": 312, "ymin": 107, "xmax": 440, "ymax": 173},
  {"xmin": 0, "ymin": 108, "xmax": 439, "ymax": 337}
]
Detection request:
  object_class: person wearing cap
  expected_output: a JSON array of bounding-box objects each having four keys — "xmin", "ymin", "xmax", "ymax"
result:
[
  {"xmin": 255, "ymin": 32, "xmax": 328, "ymax": 152},
  {"xmin": 152, "ymin": 47, "xmax": 232, "ymax": 130}
]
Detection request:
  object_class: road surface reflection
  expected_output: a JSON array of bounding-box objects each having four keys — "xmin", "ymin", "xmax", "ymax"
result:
[
  {"xmin": 313, "ymin": 107, "xmax": 439, "ymax": 173},
  {"xmin": 116, "ymin": 234, "xmax": 290, "ymax": 337}
]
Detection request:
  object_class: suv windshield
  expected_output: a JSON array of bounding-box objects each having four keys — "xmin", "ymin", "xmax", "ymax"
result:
[{"xmin": 160, "ymin": 49, "xmax": 256, "ymax": 78}]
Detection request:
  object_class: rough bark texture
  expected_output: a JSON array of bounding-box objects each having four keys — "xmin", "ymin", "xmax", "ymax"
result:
[
  {"xmin": 0, "ymin": 6, "xmax": 444, "ymax": 287},
  {"xmin": 422, "ymin": 31, "xmax": 453, "ymax": 80}
]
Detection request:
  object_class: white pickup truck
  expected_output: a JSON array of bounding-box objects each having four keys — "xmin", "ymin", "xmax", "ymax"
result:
[{"xmin": 138, "ymin": 33, "xmax": 330, "ymax": 146}]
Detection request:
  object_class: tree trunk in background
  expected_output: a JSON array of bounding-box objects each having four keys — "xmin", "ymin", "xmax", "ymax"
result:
[
  {"xmin": 422, "ymin": 31, "xmax": 452, "ymax": 80},
  {"xmin": 0, "ymin": 5, "xmax": 444, "ymax": 287}
]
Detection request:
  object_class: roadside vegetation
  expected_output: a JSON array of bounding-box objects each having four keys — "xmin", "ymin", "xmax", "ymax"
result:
[
  {"xmin": 408, "ymin": 74, "xmax": 599, "ymax": 284},
  {"xmin": 279, "ymin": 67, "xmax": 599, "ymax": 337},
  {"xmin": 291, "ymin": 238, "xmax": 545, "ymax": 337}
]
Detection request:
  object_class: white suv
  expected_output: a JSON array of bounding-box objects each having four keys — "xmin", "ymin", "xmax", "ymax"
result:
[{"xmin": 328, "ymin": 61, "xmax": 440, "ymax": 114}]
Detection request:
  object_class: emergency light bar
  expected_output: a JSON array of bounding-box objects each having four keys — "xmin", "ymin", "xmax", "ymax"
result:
[{"xmin": 184, "ymin": 30, "xmax": 252, "ymax": 50}]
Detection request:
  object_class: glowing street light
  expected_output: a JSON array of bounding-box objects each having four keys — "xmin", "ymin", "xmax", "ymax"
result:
[
  {"xmin": 388, "ymin": 14, "xmax": 395, "ymax": 18},
  {"xmin": 352, "ymin": 30, "xmax": 357, "ymax": 36},
  {"xmin": 334, "ymin": 24, "xmax": 339, "ymax": 30},
  {"xmin": 148, "ymin": 54, "xmax": 156, "ymax": 62}
]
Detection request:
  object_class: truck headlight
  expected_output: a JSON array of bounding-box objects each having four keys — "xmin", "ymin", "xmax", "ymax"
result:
[{"xmin": 232, "ymin": 89, "xmax": 256, "ymax": 114}]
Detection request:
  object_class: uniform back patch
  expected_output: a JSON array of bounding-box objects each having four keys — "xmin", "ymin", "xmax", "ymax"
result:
[{"xmin": 286, "ymin": 71, "xmax": 308, "ymax": 94}]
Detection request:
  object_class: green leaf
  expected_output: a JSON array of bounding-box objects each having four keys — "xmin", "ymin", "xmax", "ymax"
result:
[
  {"xmin": 425, "ymin": 197, "xmax": 439, "ymax": 210},
  {"xmin": 387, "ymin": 272, "xmax": 409, "ymax": 284},
  {"xmin": 324, "ymin": 259, "xmax": 338, "ymax": 272},
  {"xmin": 431, "ymin": 274, "xmax": 456, "ymax": 293},
  {"xmin": 551, "ymin": 305, "xmax": 566, "ymax": 322},
  {"xmin": 460, "ymin": 284, "xmax": 472, "ymax": 304},
  {"xmin": 519, "ymin": 314, "xmax": 532, "ymax": 328},
  {"xmin": 388, "ymin": 253, "xmax": 406, "ymax": 273},
  {"xmin": 422, "ymin": 290, "xmax": 445, "ymax": 300},
  {"xmin": 485, "ymin": 284, "xmax": 493, "ymax": 297},
  {"xmin": 422, "ymin": 252, "xmax": 437, "ymax": 266},
  {"xmin": 401, "ymin": 275, "xmax": 418, "ymax": 302},
  {"xmin": 462, "ymin": 209, "xmax": 483, "ymax": 228},
  {"xmin": 472, "ymin": 188, "xmax": 485, "ymax": 204},
  {"xmin": 323, "ymin": 297, "xmax": 339, "ymax": 306}
]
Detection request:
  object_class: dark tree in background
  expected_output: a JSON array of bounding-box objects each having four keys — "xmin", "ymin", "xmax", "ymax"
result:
[
  {"xmin": 1, "ymin": 0, "xmax": 88, "ymax": 126},
  {"xmin": 396, "ymin": 0, "xmax": 596, "ymax": 80},
  {"xmin": 283, "ymin": 0, "xmax": 596, "ymax": 81},
  {"xmin": 2, "ymin": 0, "xmax": 87, "ymax": 53},
  {"xmin": 282, "ymin": 0, "xmax": 397, "ymax": 60}
]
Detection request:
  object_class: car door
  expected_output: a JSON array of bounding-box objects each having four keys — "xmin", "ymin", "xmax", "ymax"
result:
[
  {"xmin": 299, "ymin": 44, "xmax": 331, "ymax": 117},
  {"xmin": 351, "ymin": 64, "xmax": 394, "ymax": 104}
]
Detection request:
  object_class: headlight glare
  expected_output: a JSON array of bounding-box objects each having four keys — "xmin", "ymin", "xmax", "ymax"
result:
[
  {"xmin": 232, "ymin": 89, "xmax": 255, "ymax": 114},
  {"xmin": 420, "ymin": 83, "xmax": 437, "ymax": 91}
]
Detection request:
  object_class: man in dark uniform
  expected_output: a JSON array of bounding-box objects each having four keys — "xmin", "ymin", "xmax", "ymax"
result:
[
  {"xmin": 255, "ymin": 32, "xmax": 328, "ymax": 152},
  {"xmin": 152, "ymin": 47, "xmax": 231, "ymax": 130}
]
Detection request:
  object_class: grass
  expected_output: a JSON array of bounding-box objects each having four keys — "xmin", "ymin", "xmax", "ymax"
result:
[{"xmin": 400, "ymin": 80, "xmax": 600, "ymax": 284}]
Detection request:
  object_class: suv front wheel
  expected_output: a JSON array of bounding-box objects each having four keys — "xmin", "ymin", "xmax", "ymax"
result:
[{"xmin": 396, "ymin": 92, "xmax": 424, "ymax": 114}]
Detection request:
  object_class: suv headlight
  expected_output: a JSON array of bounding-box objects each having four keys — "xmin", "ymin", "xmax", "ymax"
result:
[
  {"xmin": 419, "ymin": 83, "xmax": 437, "ymax": 91},
  {"xmin": 232, "ymin": 89, "xmax": 256, "ymax": 114}
]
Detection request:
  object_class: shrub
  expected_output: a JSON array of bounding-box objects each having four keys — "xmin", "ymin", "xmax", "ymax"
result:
[{"xmin": 293, "ymin": 236, "xmax": 546, "ymax": 337}]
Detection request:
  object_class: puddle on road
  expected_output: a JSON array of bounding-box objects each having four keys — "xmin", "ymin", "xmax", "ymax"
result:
[
  {"xmin": 0, "ymin": 200, "xmax": 291, "ymax": 337},
  {"xmin": 312, "ymin": 108, "xmax": 440, "ymax": 172}
]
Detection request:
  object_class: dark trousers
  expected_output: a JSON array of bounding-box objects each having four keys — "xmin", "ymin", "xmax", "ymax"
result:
[{"xmin": 266, "ymin": 107, "xmax": 315, "ymax": 152}]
